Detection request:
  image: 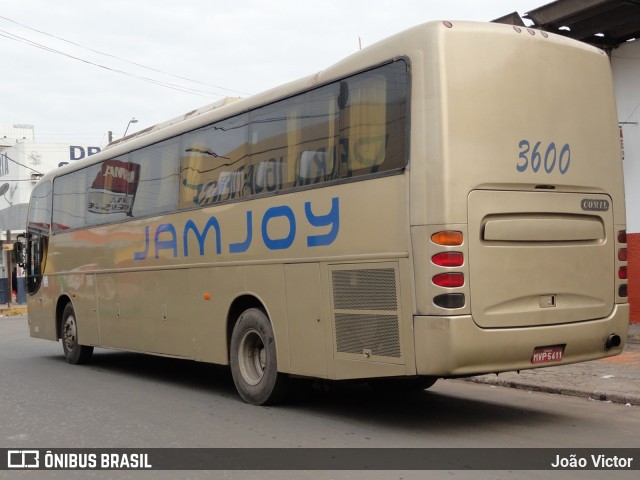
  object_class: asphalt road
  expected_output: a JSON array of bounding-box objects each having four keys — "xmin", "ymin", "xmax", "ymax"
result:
[{"xmin": 1, "ymin": 316, "xmax": 638, "ymax": 480}]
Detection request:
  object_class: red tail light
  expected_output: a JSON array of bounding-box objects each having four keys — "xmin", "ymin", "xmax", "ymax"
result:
[
  {"xmin": 433, "ymin": 272, "xmax": 464, "ymax": 288},
  {"xmin": 617, "ymin": 230, "xmax": 628, "ymax": 299},
  {"xmin": 619, "ymin": 266, "xmax": 627, "ymax": 280},
  {"xmin": 432, "ymin": 252, "xmax": 464, "ymax": 267},
  {"xmin": 618, "ymin": 230, "xmax": 627, "ymax": 243}
]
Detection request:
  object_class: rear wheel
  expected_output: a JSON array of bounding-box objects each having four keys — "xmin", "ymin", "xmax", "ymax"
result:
[
  {"xmin": 61, "ymin": 303, "xmax": 93, "ymax": 365},
  {"xmin": 229, "ymin": 308, "xmax": 289, "ymax": 405}
]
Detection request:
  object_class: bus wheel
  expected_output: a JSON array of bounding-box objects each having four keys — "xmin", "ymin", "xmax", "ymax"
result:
[
  {"xmin": 229, "ymin": 308, "xmax": 289, "ymax": 405},
  {"xmin": 61, "ymin": 303, "xmax": 93, "ymax": 365}
]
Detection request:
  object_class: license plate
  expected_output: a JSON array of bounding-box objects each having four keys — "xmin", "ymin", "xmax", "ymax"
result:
[{"xmin": 531, "ymin": 345, "xmax": 565, "ymax": 364}]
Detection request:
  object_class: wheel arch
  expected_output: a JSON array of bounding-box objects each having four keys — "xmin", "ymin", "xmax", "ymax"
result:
[
  {"xmin": 55, "ymin": 295, "xmax": 73, "ymax": 340},
  {"xmin": 226, "ymin": 294, "xmax": 270, "ymax": 358}
]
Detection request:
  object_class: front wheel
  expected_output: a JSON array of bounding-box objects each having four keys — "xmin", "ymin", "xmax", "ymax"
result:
[
  {"xmin": 229, "ymin": 308, "xmax": 289, "ymax": 405},
  {"xmin": 61, "ymin": 303, "xmax": 93, "ymax": 365}
]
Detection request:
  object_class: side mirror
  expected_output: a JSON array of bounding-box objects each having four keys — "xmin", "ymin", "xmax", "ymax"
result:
[{"xmin": 13, "ymin": 240, "xmax": 25, "ymax": 267}]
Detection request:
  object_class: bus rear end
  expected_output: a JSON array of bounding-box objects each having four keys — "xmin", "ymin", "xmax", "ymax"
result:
[{"xmin": 410, "ymin": 22, "xmax": 628, "ymax": 376}]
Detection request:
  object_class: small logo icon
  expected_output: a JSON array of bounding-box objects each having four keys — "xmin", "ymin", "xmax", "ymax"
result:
[
  {"xmin": 8, "ymin": 450, "xmax": 39, "ymax": 469},
  {"xmin": 581, "ymin": 198, "xmax": 610, "ymax": 212}
]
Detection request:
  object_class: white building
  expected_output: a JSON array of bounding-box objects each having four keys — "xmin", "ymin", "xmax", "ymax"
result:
[
  {"xmin": 612, "ymin": 37, "xmax": 640, "ymax": 322},
  {"xmin": 614, "ymin": 38, "xmax": 640, "ymax": 231},
  {"xmin": 0, "ymin": 124, "xmax": 102, "ymax": 302}
]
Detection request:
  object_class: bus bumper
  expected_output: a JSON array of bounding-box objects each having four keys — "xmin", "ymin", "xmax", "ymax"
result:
[{"xmin": 413, "ymin": 303, "xmax": 629, "ymax": 377}]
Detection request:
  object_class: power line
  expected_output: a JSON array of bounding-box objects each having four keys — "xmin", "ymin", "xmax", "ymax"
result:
[
  {"xmin": 1, "ymin": 152, "xmax": 44, "ymax": 175},
  {"xmin": 0, "ymin": 14, "xmax": 251, "ymax": 97},
  {"xmin": 0, "ymin": 22, "xmax": 250, "ymax": 98},
  {"xmin": 0, "ymin": 29, "xmax": 220, "ymax": 97}
]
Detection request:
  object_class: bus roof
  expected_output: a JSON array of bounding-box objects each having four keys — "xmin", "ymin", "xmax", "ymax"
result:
[{"xmin": 38, "ymin": 20, "xmax": 604, "ymax": 185}]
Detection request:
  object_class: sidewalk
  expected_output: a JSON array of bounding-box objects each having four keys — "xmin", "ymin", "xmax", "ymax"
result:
[
  {"xmin": 0, "ymin": 303, "xmax": 27, "ymax": 316},
  {"xmin": 465, "ymin": 323, "xmax": 640, "ymax": 406}
]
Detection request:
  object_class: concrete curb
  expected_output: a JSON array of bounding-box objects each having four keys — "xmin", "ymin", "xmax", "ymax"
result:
[
  {"xmin": 465, "ymin": 375, "xmax": 640, "ymax": 406},
  {"xmin": 465, "ymin": 328, "xmax": 640, "ymax": 407},
  {"xmin": 626, "ymin": 322, "xmax": 640, "ymax": 344}
]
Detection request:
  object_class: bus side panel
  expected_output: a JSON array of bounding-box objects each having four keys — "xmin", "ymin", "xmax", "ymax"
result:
[
  {"xmin": 69, "ymin": 273, "xmax": 100, "ymax": 346},
  {"xmin": 190, "ymin": 264, "xmax": 291, "ymax": 371},
  {"xmin": 285, "ymin": 263, "xmax": 327, "ymax": 378},
  {"xmin": 244, "ymin": 264, "xmax": 291, "ymax": 373},
  {"xmin": 96, "ymin": 270, "xmax": 194, "ymax": 357},
  {"xmin": 26, "ymin": 279, "xmax": 57, "ymax": 341},
  {"xmin": 189, "ymin": 266, "xmax": 245, "ymax": 365},
  {"xmin": 28, "ymin": 272, "xmax": 99, "ymax": 346}
]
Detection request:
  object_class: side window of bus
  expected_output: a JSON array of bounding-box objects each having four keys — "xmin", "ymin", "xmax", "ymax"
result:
[
  {"xmin": 381, "ymin": 61, "xmax": 409, "ymax": 171},
  {"xmin": 130, "ymin": 138, "xmax": 180, "ymax": 216},
  {"xmin": 52, "ymin": 169, "xmax": 88, "ymax": 231},
  {"xmin": 179, "ymin": 114, "xmax": 248, "ymax": 209},
  {"xmin": 26, "ymin": 232, "xmax": 47, "ymax": 294},
  {"xmin": 247, "ymin": 101, "xmax": 292, "ymax": 195},
  {"xmin": 27, "ymin": 181, "xmax": 52, "ymax": 231},
  {"xmin": 294, "ymin": 83, "xmax": 340, "ymax": 187},
  {"xmin": 85, "ymin": 157, "xmax": 138, "ymax": 226},
  {"xmin": 247, "ymin": 83, "xmax": 339, "ymax": 194},
  {"xmin": 338, "ymin": 61, "xmax": 408, "ymax": 177},
  {"xmin": 26, "ymin": 181, "xmax": 52, "ymax": 294},
  {"xmin": 244, "ymin": 62, "xmax": 406, "ymax": 195}
]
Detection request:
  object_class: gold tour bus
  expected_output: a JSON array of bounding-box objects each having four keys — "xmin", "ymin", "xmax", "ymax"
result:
[{"xmin": 16, "ymin": 21, "xmax": 628, "ymax": 405}]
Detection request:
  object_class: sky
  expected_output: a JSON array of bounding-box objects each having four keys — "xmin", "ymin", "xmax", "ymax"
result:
[{"xmin": 1, "ymin": 0, "xmax": 546, "ymax": 147}]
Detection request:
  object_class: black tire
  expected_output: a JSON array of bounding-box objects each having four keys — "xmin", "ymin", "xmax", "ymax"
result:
[
  {"xmin": 229, "ymin": 308, "xmax": 289, "ymax": 405},
  {"xmin": 61, "ymin": 303, "xmax": 93, "ymax": 365}
]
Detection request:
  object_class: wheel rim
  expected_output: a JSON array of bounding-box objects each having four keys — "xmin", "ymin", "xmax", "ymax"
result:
[
  {"xmin": 63, "ymin": 314, "xmax": 77, "ymax": 351},
  {"xmin": 238, "ymin": 328, "xmax": 267, "ymax": 386}
]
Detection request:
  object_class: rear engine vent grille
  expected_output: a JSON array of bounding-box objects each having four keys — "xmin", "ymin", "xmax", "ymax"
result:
[
  {"xmin": 330, "ymin": 265, "xmax": 402, "ymax": 360},
  {"xmin": 335, "ymin": 313, "xmax": 401, "ymax": 357},
  {"xmin": 332, "ymin": 268, "xmax": 397, "ymax": 310}
]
